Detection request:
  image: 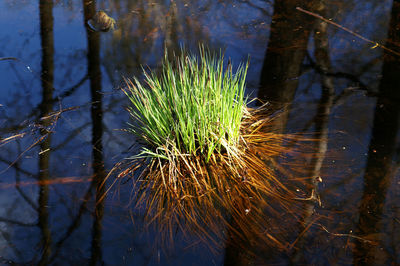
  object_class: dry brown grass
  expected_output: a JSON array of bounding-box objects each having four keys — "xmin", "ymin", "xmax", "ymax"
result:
[{"xmin": 113, "ymin": 106, "xmax": 317, "ymax": 252}]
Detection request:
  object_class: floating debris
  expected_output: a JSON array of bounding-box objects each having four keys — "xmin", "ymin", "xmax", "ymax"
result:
[
  {"xmin": 87, "ymin": 11, "xmax": 116, "ymax": 32},
  {"xmin": 0, "ymin": 57, "xmax": 18, "ymax": 61}
]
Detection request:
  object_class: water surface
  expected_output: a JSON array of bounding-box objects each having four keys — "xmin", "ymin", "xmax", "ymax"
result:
[{"xmin": 0, "ymin": 0, "xmax": 399, "ymax": 265}]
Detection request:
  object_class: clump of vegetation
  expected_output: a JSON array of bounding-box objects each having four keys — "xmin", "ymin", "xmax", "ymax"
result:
[
  {"xmin": 123, "ymin": 47, "xmax": 246, "ymax": 164},
  {"xmin": 118, "ymin": 47, "xmax": 311, "ymax": 250}
]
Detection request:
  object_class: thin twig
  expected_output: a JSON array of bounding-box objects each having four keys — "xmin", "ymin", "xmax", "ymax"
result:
[
  {"xmin": 296, "ymin": 7, "xmax": 400, "ymax": 57},
  {"xmin": 0, "ymin": 133, "xmax": 26, "ymax": 147},
  {"xmin": 316, "ymin": 223, "xmax": 375, "ymax": 243},
  {"xmin": 40, "ymin": 106, "xmax": 80, "ymax": 120},
  {"xmin": 0, "ymin": 133, "xmax": 49, "ymax": 175}
]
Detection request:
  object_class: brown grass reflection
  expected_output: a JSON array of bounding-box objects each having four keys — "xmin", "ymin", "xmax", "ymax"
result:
[{"xmin": 113, "ymin": 106, "xmax": 317, "ymax": 253}]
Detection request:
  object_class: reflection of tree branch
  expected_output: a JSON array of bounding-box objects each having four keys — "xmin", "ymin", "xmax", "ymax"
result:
[
  {"xmin": 51, "ymin": 122, "xmax": 90, "ymax": 150},
  {"xmin": 305, "ymin": 50, "xmax": 400, "ymax": 105},
  {"xmin": 303, "ymin": 51, "xmax": 400, "ymax": 109},
  {"xmin": 52, "ymin": 186, "xmax": 75, "ymax": 219},
  {"xmin": 0, "ymin": 157, "xmax": 35, "ymax": 177},
  {"xmin": 102, "ymin": 123, "xmax": 128, "ymax": 149},
  {"xmin": 55, "ymin": 74, "xmax": 88, "ymax": 100},
  {"xmin": 0, "ymin": 73, "xmax": 88, "ymax": 140},
  {"xmin": 48, "ymin": 182, "xmax": 95, "ymax": 264},
  {"xmin": 0, "ymin": 228, "xmax": 24, "ymax": 260},
  {"xmin": 0, "ymin": 217, "xmax": 36, "ymax": 227},
  {"xmin": 8, "ymin": 60, "xmax": 31, "ymax": 93},
  {"xmin": 332, "ymin": 87, "xmax": 373, "ymax": 108},
  {"xmin": 0, "ymin": 71, "xmax": 88, "ymax": 135},
  {"xmin": 304, "ymin": 51, "xmax": 370, "ymax": 92},
  {"xmin": 11, "ymin": 140, "xmax": 38, "ymax": 212},
  {"xmin": 15, "ymin": 158, "xmax": 38, "ymax": 211},
  {"xmin": 288, "ymin": 82, "xmax": 376, "ymax": 137},
  {"xmin": 320, "ymin": 170, "xmax": 362, "ymax": 197},
  {"xmin": 237, "ymin": 0, "xmax": 272, "ymax": 16},
  {"xmin": 15, "ymin": 185, "xmax": 38, "ymax": 210}
]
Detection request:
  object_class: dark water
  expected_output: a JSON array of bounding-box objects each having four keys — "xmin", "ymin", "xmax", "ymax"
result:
[{"xmin": 1, "ymin": 0, "xmax": 399, "ymax": 265}]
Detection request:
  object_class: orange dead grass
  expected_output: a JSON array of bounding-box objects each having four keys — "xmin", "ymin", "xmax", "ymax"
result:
[{"xmin": 111, "ymin": 106, "xmax": 317, "ymax": 252}]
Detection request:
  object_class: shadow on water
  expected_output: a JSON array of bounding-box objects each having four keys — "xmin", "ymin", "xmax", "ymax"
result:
[
  {"xmin": 354, "ymin": 1, "xmax": 400, "ymax": 264},
  {"xmin": 38, "ymin": 0, "xmax": 54, "ymax": 264},
  {"xmin": 225, "ymin": 1, "xmax": 319, "ymax": 264},
  {"xmin": 83, "ymin": 0, "xmax": 106, "ymax": 265},
  {"xmin": 0, "ymin": 0, "xmax": 400, "ymax": 265}
]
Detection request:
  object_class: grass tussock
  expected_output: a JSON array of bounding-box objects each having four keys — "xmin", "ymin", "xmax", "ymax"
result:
[
  {"xmin": 122, "ymin": 46, "xmax": 246, "ymax": 164},
  {"xmin": 117, "ymin": 47, "xmax": 315, "ymax": 251}
]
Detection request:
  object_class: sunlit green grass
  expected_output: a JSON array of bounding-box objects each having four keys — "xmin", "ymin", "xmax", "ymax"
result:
[{"xmin": 123, "ymin": 47, "xmax": 248, "ymax": 163}]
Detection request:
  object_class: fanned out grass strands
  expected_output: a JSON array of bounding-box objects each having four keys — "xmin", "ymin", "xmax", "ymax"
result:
[
  {"xmin": 123, "ymin": 46, "xmax": 247, "ymax": 164},
  {"xmin": 118, "ymin": 47, "xmax": 316, "ymax": 252}
]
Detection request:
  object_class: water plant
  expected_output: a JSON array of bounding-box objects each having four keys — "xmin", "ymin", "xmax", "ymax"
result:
[
  {"xmin": 118, "ymin": 46, "xmax": 313, "ymax": 251},
  {"xmin": 123, "ymin": 47, "xmax": 246, "ymax": 164}
]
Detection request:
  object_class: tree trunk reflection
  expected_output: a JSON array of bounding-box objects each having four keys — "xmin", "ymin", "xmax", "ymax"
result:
[
  {"xmin": 83, "ymin": 1, "xmax": 106, "ymax": 265},
  {"xmin": 291, "ymin": 1, "xmax": 335, "ymax": 263},
  {"xmin": 38, "ymin": 0, "xmax": 54, "ymax": 264},
  {"xmin": 224, "ymin": 1, "xmax": 319, "ymax": 265},
  {"xmin": 354, "ymin": 1, "xmax": 400, "ymax": 264},
  {"xmin": 258, "ymin": 1, "xmax": 317, "ymax": 133}
]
